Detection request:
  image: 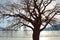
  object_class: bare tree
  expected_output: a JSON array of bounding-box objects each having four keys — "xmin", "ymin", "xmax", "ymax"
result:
[{"xmin": 1, "ymin": 0, "xmax": 60, "ymax": 40}]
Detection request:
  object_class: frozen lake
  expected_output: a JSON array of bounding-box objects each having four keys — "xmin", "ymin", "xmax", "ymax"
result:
[{"xmin": 0, "ymin": 30, "xmax": 60, "ymax": 40}]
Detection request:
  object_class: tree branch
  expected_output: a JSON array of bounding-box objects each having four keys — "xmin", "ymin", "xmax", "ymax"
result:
[
  {"xmin": 21, "ymin": 22, "xmax": 34, "ymax": 30},
  {"xmin": 26, "ymin": 2, "xmax": 36, "ymax": 19},
  {"xmin": 40, "ymin": 12, "xmax": 57, "ymax": 31},
  {"xmin": 42, "ymin": 0, "xmax": 52, "ymax": 12},
  {"xmin": 2, "ymin": 13, "xmax": 33, "ymax": 23},
  {"xmin": 39, "ymin": 0, "xmax": 43, "ymax": 9},
  {"xmin": 5, "ymin": 20, "xmax": 21, "ymax": 29}
]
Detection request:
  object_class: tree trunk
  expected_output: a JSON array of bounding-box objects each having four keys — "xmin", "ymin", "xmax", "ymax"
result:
[{"xmin": 32, "ymin": 30, "xmax": 40, "ymax": 40}]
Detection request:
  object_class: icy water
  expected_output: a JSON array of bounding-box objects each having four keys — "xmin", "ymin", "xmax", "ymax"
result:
[{"xmin": 0, "ymin": 30, "xmax": 60, "ymax": 40}]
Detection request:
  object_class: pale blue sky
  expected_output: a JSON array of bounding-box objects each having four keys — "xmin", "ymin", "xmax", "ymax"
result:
[
  {"xmin": 0, "ymin": 0, "xmax": 60, "ymax": 28},
  {"xmin": 0, "ymin": 17, "xmax": 14, "ymax": 28}
]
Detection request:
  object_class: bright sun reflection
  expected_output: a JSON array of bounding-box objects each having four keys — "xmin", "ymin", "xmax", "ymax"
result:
[
  {"xmin": 40, "ymin": 37, "xmax": 48, "ymax": 40},
  {"xmin": 40, "ymin": 31, "xmax": 47, "ymax": 40}
]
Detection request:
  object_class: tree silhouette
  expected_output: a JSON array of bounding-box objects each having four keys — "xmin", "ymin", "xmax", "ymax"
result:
[{"xmin": 1, "ymin": 0, "xmax": 60, "ymax": 40}]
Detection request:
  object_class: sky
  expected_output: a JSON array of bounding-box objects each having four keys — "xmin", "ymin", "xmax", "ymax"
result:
[
  {"xmin": 0, "ymin": 17, "xmax": 15, "ymax": 28},
  {"xmin": 0, "ymin": 0, "xmax": 59, "ymax": 4},
  {"xmin": 0, "ymin": 0, "xmax": 20, "ymax": 5},
  {"xmin": 55, "ymin": 0, "xmax": 60, "ymax": 4},
  {"xmin": 0, "ymin": 0, "xmax": 60, "ymax": 29},
  {"xmin": 0, "ymin": 0, "xmax": 58, "ymax": 9}
]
